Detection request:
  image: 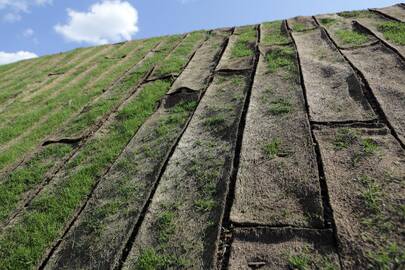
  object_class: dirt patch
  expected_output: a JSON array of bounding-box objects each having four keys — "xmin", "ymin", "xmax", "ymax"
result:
[
  {"xmin": 291, "ymin": 28, "xmax": 376, "ymax": 122},
  {"xmin": 228, "ymin": 227, "xmax": 341, "ymax": 269},
  {"xmin": 374, "ymin": 4, "xmax": 405, "ymax": 22},
  {"xmin": 316, "ymin": 14, "xmax": 378, "ymax": 49},
  {"xmin": 315, "ymin": 127, "xmax": 405, "ymax": 269},
  {"xmin": 287, "ymin": 16, "xmax": 318, "ymax": 32},
  {"xmin": 341, "ymin": 43, "xmax": 405, "ymax": 144},
  {"xmin": 230, "ymin": 37, "xmax": 323, "ymax": 227},
  {"xmin": 216, "ymin": 26, "xmax": 257, "ymax": 71},
  {"xmin": 122, "ymin": 73, "xmax": 252, "ymax": 270}
]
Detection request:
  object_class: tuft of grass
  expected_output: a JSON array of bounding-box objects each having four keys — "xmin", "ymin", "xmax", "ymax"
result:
[
  {"xmin": 262, "ymin": 21, "xmax": 290, "ymax": 45},
  {"xmin": 335, "ymin": 30, "xmax": 369, "ymax": 45},
  {"xmin": 266, "ymin": 46, "xmax": 295, "ymax": 73},
  {"xmin": 291, "ymin": 23, "xmax": 307, "ymax": 32},
  {"xmin": 334, "ymin": 128, "xmax": 358, "ymax": 150},
  {"xmin": 194, "ymin": 199, "xmax": 216, "ymax": 212},
  {"xmin": 135, "ymin": 248, "xmax": 173, "ymax": 270},
  {"xmin": 368, "ymin": 243, "xmax": 405, "ymax": 270},
  {"xmin": 378, "ymin": 22, "xmax": 405, "ymax": 45},
  {"xmin": 361, "ymin": 138, "xmax": 378, "ymax": 155},
  {"xmin": 338, "ymin": 10, "xmax": 371, "ymax": 18},
  {"xmin": 269, "ymin": 98, "xmax": 292, "ymax": 115},
  {"xmin": 156, "ymin": 209, "xmax": 176, "ymax": 244},
  {"xmin": 230, "ymin": 27, "xmax": 256, "ymax": 58},
  {"xmin": 288, "ymin": 254, "xmax": 310, "ymax": 270},
  {"xmin": 359, "ymin": 176, "xmax": 382, "ymax": 213},
  {"xmin": 319, "ymin": 18, "xmax": 337, "ymax": 25},
  {"xmin": 203, "ymin": 114, "xmax": 226, "ymax": 127},
  {"xmin": 263, "ymin": 138, "xmax": 291, "ymax": 159}
]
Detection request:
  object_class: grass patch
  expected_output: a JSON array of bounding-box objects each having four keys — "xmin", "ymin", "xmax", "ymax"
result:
[
  {"xmin": 361, "ymin": 138, "xmax": 378, "ymax": 155},
  {"xmin": 378, "ymin": 22, "xmax": 405, "ymax": 45},
  {"xmin": 266, "ymin": 46, "xmax": 295, "ymax": 73},
  {"xmin": 268, "ymin": 98, "xmax": 292, "ymax": 115},
  {"xmin": 194, "ymin": 198, "xmax": 216, "ymax": 212},
  {"xmin": 319, "ymin": 18, "xmax": 337, "ymax": 25},
  {"xmin": 230, "ymin": 27, "xmax": 256, "ymax": 58},
  {"xmin": 288, "ymin": 254, "xmax": 310, "ymax": 270},
  {"xmin": 263, "ymin": 138, "xmax": 291, "ymax": 159},
  {"xmin": 338, "ymin": 10, "xmax": 371, "ymax": 18},
  {"xmin": 367, "ymin": 243, "xmax": 405, "ymax": 269},
  {"xmin": 0, "ymin": 144, "xmax": 73, "ymax": 223},
  {"xmin": 333, "ymin": 128, "xmax": 358, "ymax": 150},
  {"xmin": 359, "ymin": 175, "xmax": 382, "ymax": 213},
  {"xmin": 0, "ymin": 80, "xmax": 172, "ymax": 269},
  {"xmin": 262, "ymin": 21, "xmax": 290, "ymax": 45},
  {"xmin": 291, "ymin": 23, "xmax": 307, "ymax": 32},
  {"xmin": 203, "ymin": 114, "xmax": 226, "ymax": 127},
  {"xmin": 335, "ymin": 29, "xmax": 369, "ymax": 45}
]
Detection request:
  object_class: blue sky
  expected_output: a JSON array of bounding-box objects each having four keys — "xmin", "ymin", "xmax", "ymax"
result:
[{"xmin": 0, "ymin": 0, "xmax": 402, "ymax": 64}]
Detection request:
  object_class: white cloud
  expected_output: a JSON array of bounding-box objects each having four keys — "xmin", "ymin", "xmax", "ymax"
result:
[
  {"xmin": 0, "ymin": 0, "xmax": 52, "ymax": 22},
  {"xmin": 55, "ymin": 1, "xmax": 139, "ymax": 45},
  {"xmin": 3, "ymin": 12, "xmax": 21, "ymax": 22},
  {"xmin": 0, "ymin": 51, "xmax": 38, "ymax": 65},
  {"xmin": 23, "ymin": 28, "xmax": 34, "ymax": 37}
]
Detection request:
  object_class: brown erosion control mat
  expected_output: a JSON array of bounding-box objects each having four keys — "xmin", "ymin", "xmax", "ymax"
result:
[
  {"xmin": 374, "ymin": 4, "xmax": 405, "ymax": 22},
  {"xmin": 230, "ymin": 24, "xmax": 323, "ymax": 228},
  {"xmin": 316, "ymin": 14, "xmax": 378, "ymax": 49},
  {"xmin": 287, "ymin": 16, "xmax": 317, "ymax": 32},
  {"xmin": 341, "ymin": 43, "xmax": 405, "ymax": 145},
  {"xmin": 122, "ymin": 72, "xmax": 253, "ymax": 269},
  {"xmin": 228, "ymin": 227, "xmax": 341, "ymax": 269},
  {"xmin": 44, "ymin": 30, "xmax": 230, "ymax": 270},
  {"xmin": 346, "ymin": 11, "xmax": 405, "ymax": 59},
  {"xmin": 315, "ymin": 127, "xmax": 405, "ymax": 269},
  {"xmin": 216, "ymin": 26, "xmax": 257, "ymax": 71},
  {"xmin": 291, "ymin": 27, "xmax": 376, "ymax": 122}
]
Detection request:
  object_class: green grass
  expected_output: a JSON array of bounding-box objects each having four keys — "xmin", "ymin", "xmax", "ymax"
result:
[
  {"xmin": 266, "ymin": 46, "xmax": 295, "ymax": 73},
  {"xmin": 378, "ymin": 22, "xmax": 405, "ymax": 45},
  {"xmin": 263, "ymin": 138, "xmax": 291, "ymax": 159},
  {"xmin": 291, "ymin": 23, "xmax": 308, "ymax": 32},
  {"xmin": 333, "ymin": 128, "xmax": 358, "ymax": 150},
  {"xmin": 361, "ymin": 138, "xmax": 378, "ymax": 155},
  {"xmin": 269, "ymin": 98, "xmax": 292, "ymax": 115},
  {"xmin": 0, "ymin": 48, "xmax": 85, "ymax": 106},
  {"xmin": 338, "ymin": 10, "xmax": 371, "ymax": 18},
  {"xmin": 288, "ymin": 254, "xmax": 310, "ymax": 270},
  {"xmin": 0, "ymin": 38, "xmax": 165, "ymax": 171},
  {"xmin": 335, "ymin": 29, "xmax": 369, "ymax": 45},
  {"xmin": 0, "ymin": 144, "xmax": 73, "ymax": 222},
  {"xmin": 319, "ymin": 18, "xmax": 337, "ymax": 25},
  {"xmin": 262, "ymin": 21, "xmax": 290, "ymax": 45},
  {"xmin": 368, "ymin": 243, "xmax": 405, "ymax": 270},
  {"xmin": 203, "ymin": 114, "xmax": 226, "ymax": 127},
  {"xmin": 359, "ymin": 175, "xmax": 382, "ymax": 213},
  {"xmin": 230, "ymin": 27, "xmax": 256, "ymax": 58},
  {"xmin": 153, "ymin": 31, "xmax": 207, "ymax": 77},
  {"xmin": 0, "ymin": 79, "xmax": 172, "ymax": 270}
]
